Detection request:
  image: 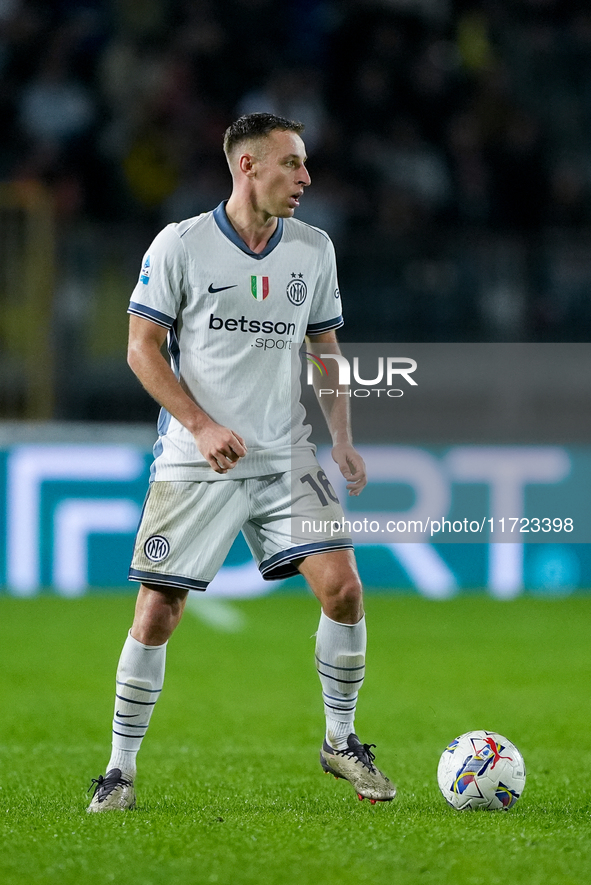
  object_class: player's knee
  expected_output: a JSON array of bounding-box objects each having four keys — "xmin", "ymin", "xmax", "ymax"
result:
[
  {"xmin": 132, "ymin": 583, "xmax": 187, "ymax": 644},
  {"xmin": 322, "ymin": 572, "xmax": 363, "ymax": 622}
]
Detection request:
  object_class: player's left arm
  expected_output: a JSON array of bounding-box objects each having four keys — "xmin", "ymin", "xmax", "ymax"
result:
[{"xmin": 306, "ymin": 330, "xmax": 367, "ymax": 496}]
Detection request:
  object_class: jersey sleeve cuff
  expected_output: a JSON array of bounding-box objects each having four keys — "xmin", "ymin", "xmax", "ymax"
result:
[
  {"xmin": 128, "ymin": 302, "xmax": 176, "ymax": 329},
  {"xmin": 306, "ymin": 315, "xmax": 344, "ymax": 336}
]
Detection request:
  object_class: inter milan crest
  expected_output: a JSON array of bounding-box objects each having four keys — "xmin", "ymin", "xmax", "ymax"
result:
[
  {"xmin": 287, "ymin": 272, "xmax": 307, "ymax": 306},
  {"xmin": 144, "ymin": 535, "xmax": 170, "ymax": 562}
]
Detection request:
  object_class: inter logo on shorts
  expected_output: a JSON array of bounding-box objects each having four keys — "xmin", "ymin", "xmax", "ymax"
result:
[
  {"xmin": 286, "ymin": 275, "xmax": 307, "ymax": 306},
  {"xmin": 144, "ymin": 535, "xmax": 170, "ymax": 562}
]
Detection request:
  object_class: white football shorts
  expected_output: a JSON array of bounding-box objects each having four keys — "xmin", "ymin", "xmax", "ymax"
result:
[{"xmin": 129, "ymin": 459, "xmax": 353, "ymax": 592}]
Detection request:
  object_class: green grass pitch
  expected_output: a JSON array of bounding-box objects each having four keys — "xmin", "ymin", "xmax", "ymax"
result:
[{"xmin": 1, "ymin": 593, "xmax": 590, "ymax": 885}]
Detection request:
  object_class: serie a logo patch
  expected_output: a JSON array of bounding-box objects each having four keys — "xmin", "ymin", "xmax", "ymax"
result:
[
  {"xmin": 144, "ymin": 535, "xmax": 170, "ymax": 562},
  {"xmin": 140, "ymin": 255, "xmax": 151, "ymax": 284}
]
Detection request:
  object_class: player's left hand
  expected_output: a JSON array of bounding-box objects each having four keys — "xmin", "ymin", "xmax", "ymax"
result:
[{"xmin": 331, "ymin": 443, "xmax": 367, "ymax": 496}]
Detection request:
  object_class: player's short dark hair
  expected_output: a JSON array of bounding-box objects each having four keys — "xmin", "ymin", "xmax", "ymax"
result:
[{"xmin": 223, "ymin": 113, "xmax": 305, "ymax": 158}]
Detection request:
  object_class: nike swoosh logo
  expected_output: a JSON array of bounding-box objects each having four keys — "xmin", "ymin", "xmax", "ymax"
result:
[
  {"xmin": 208, "ymin": 284, "xmax": 237, "ymax": 294},
  {"xmin": 116, "ymin": 711, "xmax": 139, "ymax": 718}
]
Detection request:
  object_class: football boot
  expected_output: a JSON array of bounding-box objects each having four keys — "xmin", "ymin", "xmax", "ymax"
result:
[
  {"xmin": 87, "ymin": 768, "xmax": 136, "ymax": 812},
  {"xmin": 320, "ymin": 733, "xmax": 396, "ymax": 803}
]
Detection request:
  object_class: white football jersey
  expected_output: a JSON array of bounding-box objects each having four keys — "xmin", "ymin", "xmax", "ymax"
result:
[{"xmin": 128, "ymin": 202, "xmax": 343, "ymax": 480}]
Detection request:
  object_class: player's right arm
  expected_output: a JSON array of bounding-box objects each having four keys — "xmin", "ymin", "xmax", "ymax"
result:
[{"xmin": 127, "ymin": 314, "xmax": 247, "ymax": 474}]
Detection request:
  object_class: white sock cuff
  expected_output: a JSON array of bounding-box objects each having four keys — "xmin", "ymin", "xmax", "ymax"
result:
[
  {"xmin": 118, "ymin": 631, "xmax": 167, "ymax": 690},
  {"xmin": 319, "ymin": 610, "xmax": 366, "ymax": 632},
  {"xmin": 317, "ymin": 610, "xmax": 366, "ymax": 656}
]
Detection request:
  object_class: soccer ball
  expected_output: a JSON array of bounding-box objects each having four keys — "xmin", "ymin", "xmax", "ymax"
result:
[{"xmin": 437, "ymin": 730, "xmax": 526, "ymax": 811}]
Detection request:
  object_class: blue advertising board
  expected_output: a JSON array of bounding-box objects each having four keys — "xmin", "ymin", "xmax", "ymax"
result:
[{"xmin": 0, "ymin": 439, "xmax": 589, "ymax": 598}]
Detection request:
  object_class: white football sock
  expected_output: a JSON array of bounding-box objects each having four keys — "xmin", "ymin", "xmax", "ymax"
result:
[
  {"xmin": 315, "ymin": 610, "xmax": 366, "ymax": 750},
  {"xmin": 106, "ymin": 631, "xmax": 166, "ymax": 779}
]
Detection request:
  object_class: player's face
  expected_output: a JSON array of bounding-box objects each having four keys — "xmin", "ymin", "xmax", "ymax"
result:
[{"xmin": 252, "ymin": 130, "xmax": 311, "ymax": 218}]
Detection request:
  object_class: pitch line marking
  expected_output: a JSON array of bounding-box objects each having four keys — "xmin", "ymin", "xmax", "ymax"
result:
[{"xmin": 185, "ymin": 595, "xmax": 246, "ymax": 632}]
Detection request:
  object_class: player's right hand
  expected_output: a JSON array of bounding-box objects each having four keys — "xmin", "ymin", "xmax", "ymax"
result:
[{"xmin": 193, "ymin": 422, "xmax": 247, "ymax": 474}]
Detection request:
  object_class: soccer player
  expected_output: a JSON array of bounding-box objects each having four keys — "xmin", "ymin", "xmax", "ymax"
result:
[{"xmin": 87, "ymin": 112, "xmax": 395, "ymax": 811}]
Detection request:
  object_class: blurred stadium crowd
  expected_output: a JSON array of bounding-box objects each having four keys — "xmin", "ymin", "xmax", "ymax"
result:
[{"xmin": 1, "ymin": 0, "xmax": 591, "ymax": 419}]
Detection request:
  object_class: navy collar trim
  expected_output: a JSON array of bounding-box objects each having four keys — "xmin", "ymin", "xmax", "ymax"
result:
[{"xmin": 213, "ymin": 201, "xmax": 284, "ymax": 259}]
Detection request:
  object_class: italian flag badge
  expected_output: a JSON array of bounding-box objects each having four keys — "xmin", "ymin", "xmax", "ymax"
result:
[{"xmin": 251, "ymin": 275, "xmax": 269, "ymax": 301}]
